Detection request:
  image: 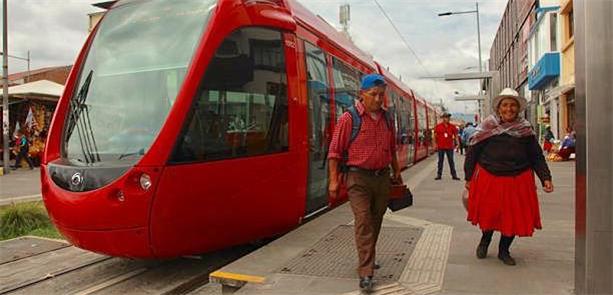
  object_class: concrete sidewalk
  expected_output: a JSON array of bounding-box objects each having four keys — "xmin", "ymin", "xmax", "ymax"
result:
[
  {"xmin": 207, "ymin": 154, "xmax": 575, "ymax": 294},
  {"xmin": 413, "ymin": 156, "xmax": 574, "ymax": 294},
  {"xmin": 0, "ymin": 167, "xmax": 42, "ymax": 205}
]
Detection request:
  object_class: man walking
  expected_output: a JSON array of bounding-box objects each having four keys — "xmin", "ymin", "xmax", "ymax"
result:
[
  {"xmin": 12, "ymin": 129, "xmax": 34, "ymax": 170},
  {"xmin": 434, "ymin": 112, "xmax": 460, "ymax": 180},
  {"xmin": 327, "ymin": 73, "xmax": 401, "ymax": 292}
]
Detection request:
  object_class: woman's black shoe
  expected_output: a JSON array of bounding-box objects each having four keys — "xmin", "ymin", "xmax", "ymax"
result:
[
  {"xmin": 476, "ymin": 243, "xmax": 488, "ymax": 259},
  {"xmin": 359, "ymin": 276, "xmax": 373, "ymax": 292},
  {"xmin": 498, "ymin": 252, "xmax": 516, "ymax": 265},
  {"xmin": 476, "ymin": 230, "xmax": 493, "ymax": 259}
]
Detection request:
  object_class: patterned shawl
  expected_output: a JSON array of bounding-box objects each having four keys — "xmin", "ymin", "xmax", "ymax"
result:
[{"xmin": 469, "ymin": 114, "xmax": 535, "ymax": 146}]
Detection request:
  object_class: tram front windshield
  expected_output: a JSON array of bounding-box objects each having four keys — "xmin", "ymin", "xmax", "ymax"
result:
[{"xmin": 63, "ymin": 0, "xmax": 217, "ymax": 165}]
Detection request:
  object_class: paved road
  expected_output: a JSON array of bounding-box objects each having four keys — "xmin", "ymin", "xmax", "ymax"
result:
[{"xmin": 0, "ymin": 167, "xmax": 42, "ymax": 204}]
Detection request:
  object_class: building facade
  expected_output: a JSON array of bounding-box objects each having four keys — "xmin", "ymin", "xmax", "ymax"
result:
[
  {"xmin": 7, "ymin": 65, "xmax": 71, "ymax": 86},
  {"xmin": 527, "ymin": 1, "xmax": 561, "ymax": 138},
  {"xmin": 488, "ymin": 0, "xmax": 538, "ymax": 122},
  {"xmin": 559, "ymin": 0, "xmax": 575, "ymax": 135}
]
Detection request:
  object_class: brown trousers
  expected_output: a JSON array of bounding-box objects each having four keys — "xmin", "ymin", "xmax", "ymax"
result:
[{"xmin": 346, "ymin": 171, "xmax": 391, "ymax": 277}]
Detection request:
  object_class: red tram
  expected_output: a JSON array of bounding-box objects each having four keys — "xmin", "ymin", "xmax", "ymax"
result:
[{"xmin": 42, "ymin": 0, "xmax": 438, "ymax": 258}]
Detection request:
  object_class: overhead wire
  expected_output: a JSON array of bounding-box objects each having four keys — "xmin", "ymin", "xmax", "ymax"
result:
[{"xmin": 372, "ymin": 0, "xmax": 443, "ymax": 102}]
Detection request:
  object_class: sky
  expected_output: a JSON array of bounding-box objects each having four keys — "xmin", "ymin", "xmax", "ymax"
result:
[{"xmin": 0, "ymin": 0, "xmax": 508, "ymax": 114}]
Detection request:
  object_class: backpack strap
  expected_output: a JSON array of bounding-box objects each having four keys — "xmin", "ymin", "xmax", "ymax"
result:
[
  {"xmin": 339, "ymin": 105, "xmax": 361, "ymax": 173},
  {"xmin": 347, "ymin": 105, "xmax": 362, "ymax": 144}
]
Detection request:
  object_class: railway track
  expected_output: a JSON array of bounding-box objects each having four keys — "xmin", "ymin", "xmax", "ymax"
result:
[{"xmin": 0, "ymin": 236, "xmax": 256, "ymax": 295}]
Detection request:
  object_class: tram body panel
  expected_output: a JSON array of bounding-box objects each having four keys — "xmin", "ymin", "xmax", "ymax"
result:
[
  {"xmin": 151, "ymin": 154, "xmax": 302, "ymax": 257},
  {"xmin": 41, "ymin": 164, "xmax": 158, "ymax": 258}
]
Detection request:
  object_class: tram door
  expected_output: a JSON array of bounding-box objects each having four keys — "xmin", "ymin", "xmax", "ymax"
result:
[{"xmin": 304, "ymin": 42, "xmax": 331, "ymax": 215}]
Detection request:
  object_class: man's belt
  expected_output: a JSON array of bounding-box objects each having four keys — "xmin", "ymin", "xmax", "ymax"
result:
[{"xmin": 347, "ymin": 166, "xmax": 390, "ymax": 177}]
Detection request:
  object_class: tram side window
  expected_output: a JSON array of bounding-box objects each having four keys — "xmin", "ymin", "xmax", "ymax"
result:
[
  {"xmin": 172, "ymin": 28, "xmax": 288, "ymax": 163},
  {"xmin": 405, "ymin": 97, "xmax": 415, "ymax": 144},
  {"xmin": 386, "ymin": 89, "xmax": 398, "ymax": 139},
  {"xmin": 332, "ymin": 57, "xmax": 360, "ymax": 119},
  {"xmin": 428, "ymin": 109, "xmax": 436, "ymax": 145},
  {"xmin": 418, "ymin": 106, "xmax": 427, "ymax": 145},
  {"xmin": 395, "ymin": 93, "xmax": 410, "ymax": 145}
]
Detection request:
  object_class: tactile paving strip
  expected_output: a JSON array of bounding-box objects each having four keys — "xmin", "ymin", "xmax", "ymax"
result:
[{"xmin": 277, "ymin": 225, "xmax": 422, "ymax": 281}]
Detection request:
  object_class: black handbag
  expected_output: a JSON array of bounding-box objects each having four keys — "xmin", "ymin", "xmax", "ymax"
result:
[{"xmin": 388, "ymin": 186, "xmax": 413, "ymax": 212}]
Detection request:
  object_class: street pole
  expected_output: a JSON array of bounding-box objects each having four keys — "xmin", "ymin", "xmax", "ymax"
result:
[
  {"xmin": 476, "ymin": 1, "xmax": 483, "ymax": 121},
  {"xmin": 2, "ymin": 0, "xmax": 9, "ymax": 174},
  {"xmin": 438, "ymin": 3, "xmax": 485, "ymax": 122},
  {"xmin": 26, "ymin": 50, "xmax": 30, "ymax": 83},
  {"xmin": 476, "ymin": 2, "xmax": 482, "ymax": 73}
]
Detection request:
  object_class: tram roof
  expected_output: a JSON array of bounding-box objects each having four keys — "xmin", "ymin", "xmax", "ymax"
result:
[{"xmin": 378, "ymin": 65, "xmax": 416, "ymax": 99}]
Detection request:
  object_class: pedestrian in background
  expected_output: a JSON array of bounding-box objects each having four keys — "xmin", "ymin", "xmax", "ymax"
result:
[
  {"xmin": 434, "ymin": 112, "xmax": 460, "ymax": 180},
  {"xmin": 464, "ymin": 88, "xmax": 554, "ymax": 266},
  {"xmin": 557, "ymin": 127, "xmax": 576, "ymax": 161},
  {"xmin": 12, "ymin": 129, "xmax": 35, "ymax": 170},
  {"xmin": 462, "ymin": 122, "xmax": 477, "ymax": 145},
  {"xmin": 457, "ymin": 126, "xmax": 465, "ymax": 155},
  {"xmin": 543, "ymin": 125, "xmax": 555, "ymax": 154},
  {"xmin": 328, "ymin": 73, "xmax": 401, "ymax": 292}
]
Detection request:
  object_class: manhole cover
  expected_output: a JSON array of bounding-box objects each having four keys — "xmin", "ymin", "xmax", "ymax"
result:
[{"xmin": 277, "ymin": 225, "xmax": 422, "ymax": 281}]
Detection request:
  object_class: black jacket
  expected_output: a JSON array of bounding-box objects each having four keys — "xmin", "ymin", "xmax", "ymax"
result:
[{"xmin": 464, "ymin": 134, "xmax": 552, "ymax": 185}]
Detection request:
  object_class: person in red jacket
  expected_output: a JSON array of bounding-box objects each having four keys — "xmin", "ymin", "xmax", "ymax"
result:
[{"xmin": 434, "ymin": 112, "xmax": 460, "ymax": 180}]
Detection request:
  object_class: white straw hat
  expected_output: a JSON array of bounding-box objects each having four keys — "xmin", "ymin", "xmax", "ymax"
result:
[{"xmin": 492, "ymin": 88, "xmax": 527, "ymax": 112}]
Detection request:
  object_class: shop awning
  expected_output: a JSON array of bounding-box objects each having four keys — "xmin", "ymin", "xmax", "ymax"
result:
[
  {"xmin": 8, "ymin": 80, "xmax": 64, "ymax": 101},
  {"xmin": 544, "ymin": 83, "xmax": 575, "ymax": 103}
]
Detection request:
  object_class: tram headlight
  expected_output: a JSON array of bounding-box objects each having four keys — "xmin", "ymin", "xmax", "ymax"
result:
[{"xmin": 139, "ymin": 173, "xmax": 152, "ymax": 191}]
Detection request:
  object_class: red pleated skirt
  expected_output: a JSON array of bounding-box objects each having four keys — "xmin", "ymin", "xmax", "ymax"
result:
[{"xmin": 467, "ymin": 164, "xmax": 542, "ymax": 237}]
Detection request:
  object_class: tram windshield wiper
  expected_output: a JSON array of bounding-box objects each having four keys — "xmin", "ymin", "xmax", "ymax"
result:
[
  {"xmin": 117, "ymin": 148, "xmax": 145, "ymax": 160},
  {"xmin": 65, "ymin": 70, "xmax": 101, "ymax": 164}
]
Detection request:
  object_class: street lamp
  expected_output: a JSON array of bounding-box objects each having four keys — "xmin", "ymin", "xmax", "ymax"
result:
[
  {"xmin": 2, "ymin": 0, "xmax": 9, "ymax": 174},
  {"xmin": 437, "ymin": 2, "xmax": 482, "ymax": 72},
  {"xmin": 438, "ymin": 2, "xmax": 483, "ymax": 120}
]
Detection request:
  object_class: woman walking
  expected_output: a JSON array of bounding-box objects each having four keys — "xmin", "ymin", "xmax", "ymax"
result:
[{"xmin": 464, "ymin": 88, "xmax": 554, "ymax": 265}]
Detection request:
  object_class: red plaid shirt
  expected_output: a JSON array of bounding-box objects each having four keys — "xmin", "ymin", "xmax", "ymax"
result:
[{"xmin": 328, "ymin": 101, "xmax": 396, "ymax": 170}]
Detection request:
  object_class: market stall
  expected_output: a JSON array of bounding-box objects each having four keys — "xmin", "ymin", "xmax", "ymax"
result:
[{"xmin": 1, "ymin": 80, "xmax": 63, "ymax": 166}]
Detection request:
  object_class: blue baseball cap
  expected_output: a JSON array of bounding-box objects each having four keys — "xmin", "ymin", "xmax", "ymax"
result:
[{"xmin": 360, "ymin": 74, "xmax": 387, "ymax": 90}]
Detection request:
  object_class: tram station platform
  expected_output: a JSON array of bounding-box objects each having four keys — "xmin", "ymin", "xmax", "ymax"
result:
[{"xmin": 206, "ymin": 157, "xmax": 575, "ymax": 295}]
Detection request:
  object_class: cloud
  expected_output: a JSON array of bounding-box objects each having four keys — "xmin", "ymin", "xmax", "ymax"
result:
[{"xmin": 1, "ymin": 0, "xmax": 102, "ymax": 72}]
